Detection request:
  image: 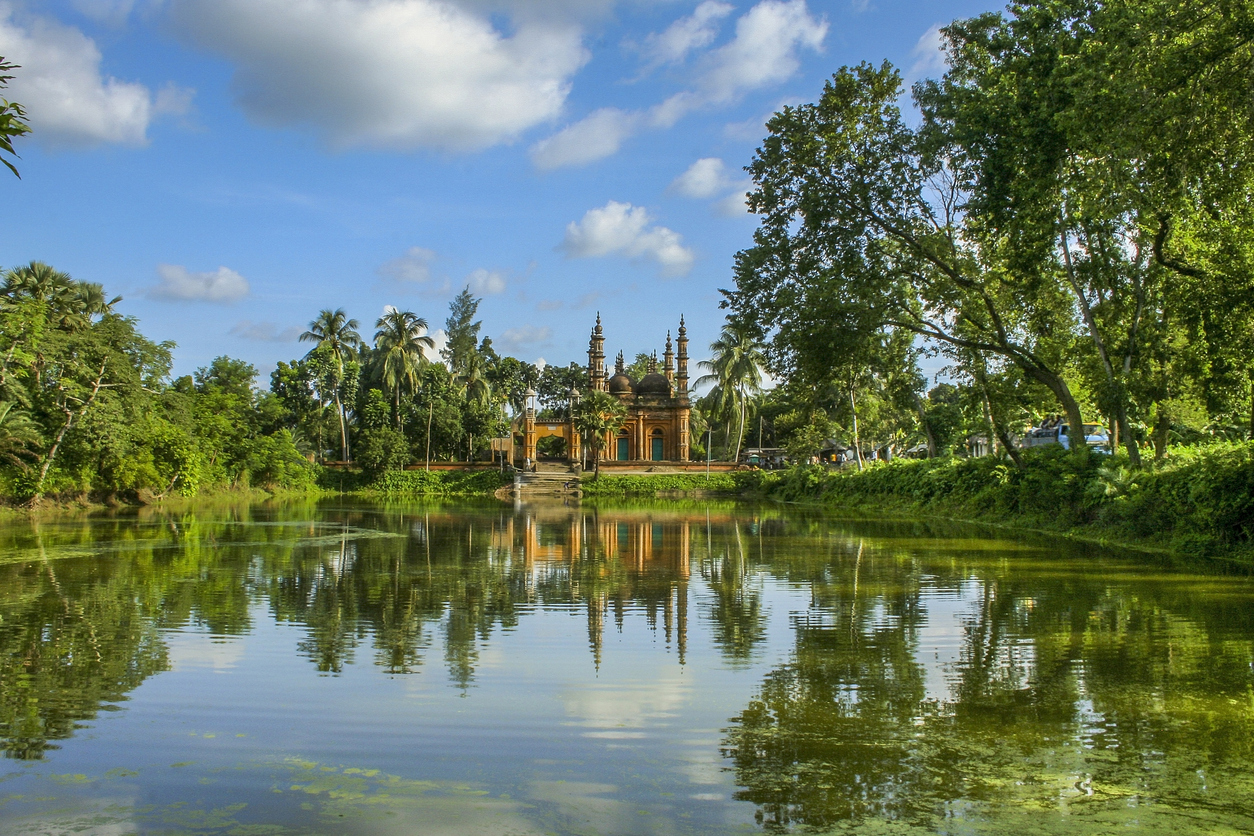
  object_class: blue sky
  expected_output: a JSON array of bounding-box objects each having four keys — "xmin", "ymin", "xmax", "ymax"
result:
[{"xmin": 0, "ymin": 0, "xmax": 997, "ymax": 381}]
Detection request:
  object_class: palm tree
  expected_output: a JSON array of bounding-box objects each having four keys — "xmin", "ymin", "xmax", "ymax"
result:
[
  {"xmin": 300, "ymin": 308, "xmax": 361, "ymax": 462},
  {"xmin": 696, "ymin": 322, "xmax": 766, "ymax": 463},
  {"xmin": 455, "ymin": 350, "xmax": 492, "ymax": 461},
  {"xmin": 0, "ymin": 401, "xmax": 41, "ymax": 470},
  {"xmin": 373, "ymin": 309, "xmax": 433, "ymax": 432},
  {"xmin": 572, "ymin": 390, "xmax": 628, "ymax": 479},
  {"xmin": 3, "ymin": 261, "xmax": 92, "ymax": 330}
]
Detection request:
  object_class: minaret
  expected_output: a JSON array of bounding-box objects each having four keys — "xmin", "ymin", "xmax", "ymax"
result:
[
  {"xmin": 648, "ymin": 351, "xmax": 657, "ymax": 375},
  {"xmin": 615, "ymin": 350, "xmax": 625, "ymax": 375},
  {"xmin": 589, "ymin": 313, "xmax": 606, "ymax": 391},
  {"xmin": 676, "ymin": 315, "xmax": 689, "ymax": 396},
  {"xmin": 663, "ymin": 332, "xmax": 674, "ymax": 384}
]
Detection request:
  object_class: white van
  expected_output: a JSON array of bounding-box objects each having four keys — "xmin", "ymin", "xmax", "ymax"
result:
[{"xmin": 1022, "ymin": 423, "xmax": 1111, "ymax": 452}]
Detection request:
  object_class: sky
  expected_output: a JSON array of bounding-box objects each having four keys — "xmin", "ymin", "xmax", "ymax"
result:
[{"xmin": 0, "ymin": 0, "xmax": 1000, "ymax": 382}]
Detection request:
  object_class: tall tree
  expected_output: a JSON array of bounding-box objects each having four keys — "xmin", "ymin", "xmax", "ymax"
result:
[
  {"xmin": 726, "ymin": 62, "xmax": 1089, "ymax": 447},
  {"xmin": 572, "ymin": 390, "xmax": 628, "ymax": 479},
  {"xmin": 441, "ymin": 288, "xmax": 482, "ymax": 376},
  {"xmin": 300, "ymin": 309, "xmax": 360, "ymax": 462},
  {"xmin": 373, "ymin": 309, "xmax": 433, "ymax": 431},
  {"xmin": 696, "ymin": 322, "xmax": 767, "ymax": 463}
]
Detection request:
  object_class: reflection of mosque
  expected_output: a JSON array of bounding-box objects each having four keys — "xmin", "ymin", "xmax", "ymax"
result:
[{"xmin": 488, "ymin": 507, "xmax": 693, "ymax": 666}]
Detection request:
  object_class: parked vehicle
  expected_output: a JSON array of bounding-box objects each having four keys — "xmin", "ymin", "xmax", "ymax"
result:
[{"xmin": 1022, "ymin": 422, "xmax": 1110, "ymax": 452}]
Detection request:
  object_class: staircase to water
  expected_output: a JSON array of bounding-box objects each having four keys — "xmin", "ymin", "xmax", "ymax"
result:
[{"xmin": 513, "ymin": 461, "xmax": 581, "ymax": 499}]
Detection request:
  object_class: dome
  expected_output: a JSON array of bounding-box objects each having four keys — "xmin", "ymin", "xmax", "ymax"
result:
[
  {"xmin": 608, "ymin": 373, "xmax": 635, "ymax": 394},
  {"xmin": 637, "ymin": 372, "xmax": 671, "ymax": 396}
]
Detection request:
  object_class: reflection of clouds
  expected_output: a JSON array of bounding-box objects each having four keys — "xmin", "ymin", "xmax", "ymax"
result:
[
  {"xmin": 167, "ymin": 632, "xmax": 246, "ymax": 673},
  {"xmin": 561, "ymin": 677, "xmax": 689, "ymax": 735}
]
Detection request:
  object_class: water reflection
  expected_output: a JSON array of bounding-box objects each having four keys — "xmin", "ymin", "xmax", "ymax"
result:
[{"xmin": 0, "ymin": 503, "xmax": 1252, "ymax": 835}]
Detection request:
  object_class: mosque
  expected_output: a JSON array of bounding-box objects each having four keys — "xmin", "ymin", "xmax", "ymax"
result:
[{"xmin": 516, "ymin": 314, "xmax": 693, "ymax": 466}]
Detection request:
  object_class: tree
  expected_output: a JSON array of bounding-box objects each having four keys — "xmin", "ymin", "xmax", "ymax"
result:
[
  {"xmin": 0, "ymin": 58, "xmax": 30, "ymax": 178},
  {"xmin": 0, "ymin": 401, "xmax": 40, "ymax": 469},
  {"xmin": 726, "ymin": 62, "xmax": 1089, "ymax": 450},
  {"xmin": 441, "ymin": 288, "xmax": 482, "ymax": 376},
  {"xmin": 373, "ymin": 308, "xmax": 433, "ymax": 432},
  {"xmin": 300, "ymin": 309, "xmax": 360, "ymax": 462},
  {"xmin": 696, "ymin": 322, "xmax": 767, "ymax": 463},
  {"xmin": 571, "ymin": 390, "xmax": 628, "ymax": 478}
]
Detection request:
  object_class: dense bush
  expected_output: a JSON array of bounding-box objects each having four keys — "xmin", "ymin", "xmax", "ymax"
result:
[
  {"xmin": 355, "ymin": 427, "xmax": 410, "ymax": 480},
  {"xmin": 754, "ymin": 443, "xmax": 1254, "ymax": 559},
  {"xmin": 581, "ymin": 472, "xmax": 744, "ymax": 496},
  {"xmin": 366, "ymin": 468, "xmax": 508, "ymax": 496}
]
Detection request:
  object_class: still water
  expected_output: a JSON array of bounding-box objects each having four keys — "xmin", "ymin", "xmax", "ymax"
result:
[{"xmin": 1, "ymin": 499, "xmax": 1253, "ymax": 835}]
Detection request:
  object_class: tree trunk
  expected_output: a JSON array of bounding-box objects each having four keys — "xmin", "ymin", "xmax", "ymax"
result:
[
  {"xmin": 426, "ymin": 400, "xmax": 433, "ymax": 471},
  {"xmin": 1153, "ymin": 404, "xmax": 1170, "ymax": 461},
  {"xmin": 733, "ymin": 391, "xmax": 747, "ymax": 463},
  {"xmin": 334, "ymin": 391, "xmax": 348, "ymax": 462},
  {"xmin": 36, "ymin": 359, "xmax": 108, "ymax": 496},
  {"xmin": 911, "ymin": 391, "xmax": 937, "ymax": 457},
  {"xmin": 849, "ymin": 383, "xmax": 864, "ymax": 471}
]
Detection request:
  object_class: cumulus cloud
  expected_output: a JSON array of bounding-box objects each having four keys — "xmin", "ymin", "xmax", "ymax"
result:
[
  {"xmin": 531, "ymin": 0, "xmax": 825, "ymax": 169},
  {"xmin": 467, "ymin": 268, "xmax": 507, "ymax": 295},
  {"xmin": 715, "ymin": 184, "xmax": 753, "ymax": 215},
  {"xmin": 167, "ymin": 0, "xmax": 588, "ymax": 151},
  {"xmin": 230, "ymin": 320, "xmax": 302, "ymax": 342},
  {"xmin": 697, "ymin": 0, "xmax": 827, "ymax": 104},
  {"xmin": 907, "ymin": 24, "xmax": 948, "ymax": 82},
  {"xmin": 424, "ymin": 328, "xmax": 449, "ymax": 362},
  {"xmin": 0, "ymin": 6, "xmax": 183, "ymax": 147},
  {"xmin": 671, "ymin": 157, "xmax": 729, "ymax": 198},
  {"xmin": 497, "ymin": 325, "xmax": 553, "ymax": 354},
  {"xmin": 639, "ymin": 1, "xmax": 733, "ymax": 69},
  {"xmin": 561, "ymin": 201, "xmax": 694, "ymax": 276},
  {"xmin": 529, "ymin": 107, "xmax": 641, "ymax": 170},
  {"xmin": 149, "ymin": 264, "xmax": 250, "ymax": 303},
  {"xmin": 378, "ymin": 247, "xmax": 437, "ymax": 284}
]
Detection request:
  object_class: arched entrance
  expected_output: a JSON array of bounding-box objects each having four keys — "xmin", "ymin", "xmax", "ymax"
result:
[{"xmin": 650, "ymin": 428, "xmax": 665, "ymax": 461}]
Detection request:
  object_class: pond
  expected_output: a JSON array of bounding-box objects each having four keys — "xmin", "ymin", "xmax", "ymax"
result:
[{"xmin": 1, "ymin": 499, "xmax": 1253, "ymax": 835}]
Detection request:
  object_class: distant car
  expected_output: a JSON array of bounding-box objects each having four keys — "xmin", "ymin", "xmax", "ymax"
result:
[{"xmin": 1022, "ymin": 423, "xmax": 1111, "ymax": 452}]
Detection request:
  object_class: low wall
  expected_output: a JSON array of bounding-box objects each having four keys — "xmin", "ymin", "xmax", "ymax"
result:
[{"xmin": 593, "ymin": 461, "xmax": 743, "ymax": 473}]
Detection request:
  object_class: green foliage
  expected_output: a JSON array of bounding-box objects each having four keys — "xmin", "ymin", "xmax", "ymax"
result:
[
  {"xmin": 0, "ymin": 57, "xmax": 30, "ymax": 178},
  {"xmin": 365, "ymin": 468, "xmax": 507, "ymax": 497},
  {"xmin": 755, "ymin": 441, "xmax": 1254, "ymax": 559},
  {"xmin": 244, "ymin": 430, "xmax": 316, "ymax": 490},
  {"xmin": 580, "ymin": 473, "xmax": 743, "ymax": 497},
  {"xmin": 441, "ymin": 288, "xmax": 481, "ymax": 376},
  {"xmin": 355, "ymin": 427, "xmax": 410, "ymax": 479}
]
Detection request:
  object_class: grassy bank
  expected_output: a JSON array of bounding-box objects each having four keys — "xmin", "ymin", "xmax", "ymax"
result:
[
  {"xmin": 353, "ymin": 469, "xmax": 510, "ymax": 497},
  {"xmin": 744, "ymin": 442, "xmax": 1254, "ymax": 561},
  {"xmin": 580, "ymin": 472, "xmax": 744, "ymax": 497}
]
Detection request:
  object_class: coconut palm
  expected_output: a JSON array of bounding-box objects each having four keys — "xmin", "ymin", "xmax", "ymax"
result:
[
  {"xmin": 572, "ymin": 389, "xmax": 628, "ymax": 479},
  {"xmin": 696, "ymin": 322, "xmax": 766, "ymax": 463},
  {"xmin": 455, "ymin": 350, "xmax": 493, "ymax": 461},
  {"xmin": 373, "ymin": 308, "xmax": 434, "ymax": 431},
  {"xmin": 300, "ymin": 308, "xmax": 361, "ymax": 462},
  {"xmin": 0, "ymin": 401, "xmax": 41, "ymax": 470}
]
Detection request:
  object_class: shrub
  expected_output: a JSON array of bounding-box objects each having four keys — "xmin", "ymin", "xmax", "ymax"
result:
[{"xmin": 356, "ymin": 428, "xmax": 410, "ymax": 480}]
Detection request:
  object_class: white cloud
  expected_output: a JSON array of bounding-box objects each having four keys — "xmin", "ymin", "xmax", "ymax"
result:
[
  {"xmin": 424, "ymin": 328, "xmax": 449, "ymax": 363},
  {"xmin": 530, "ymin": 0, "xmax": 825, "ymax": 170},
  {"xmin": 168, "ymin": 0, "xmax": 589, "ymax": 151},
  {"xmin": 671, "ymin": 157, "xmax": 729, "ymax": 198},
  {"xmin": 467, "ymin": 268, "xmax": 507, "ymax": 295},
  {"xmin": 639, "ymin": 1, "xmax": 733, "ymax": 68},
  {"xmin": 0, "ymin": 6, "xmax": 177, "ymax": 147},
  {"xmin": 497, "ymin": 325, "xmax": 553, "ymax": 353},
  {"xmin": 231, "ymin": 320, "xmax": 302, "ymax": 342},
  {"xmin": 697, "ymin": 0, "xmax": 827, "ymax": 104},
  {"xmin": 378, "ymin": 247, "xmax": 437, "ymax": 284},
  {"xmin": 149, "ymin": 264, "xmax": 250, "ymax": 303},
  {"xmin": 561, "ymin": 201, "xmax": 694, "ymax": 277},
  {"xmin": 529, "ymin": 107, "xmax": 641, "ymax": 170},
  {"xmin": 907, "ymin": 24, "xmax": 948, "ymax": 83},
  {"xmin": 715, "ymin": 182, "xmax": 753, "ymax": 215},
  {"xmin": 536, "ymin": 299, "xmax": 564, "ymax": 311}
]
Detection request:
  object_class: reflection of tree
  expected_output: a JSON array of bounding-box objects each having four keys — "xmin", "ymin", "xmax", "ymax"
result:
[
  {"xmin": 723, "ymin": 524, "xmax": 1254, "ymax": 832},
  {"xmin": 0, "ymin": 532, "xmax": 169, "ymax": 759},
  {"xmin": 697, "ymin": 517, "xmax": 767, "ymax": 663}
]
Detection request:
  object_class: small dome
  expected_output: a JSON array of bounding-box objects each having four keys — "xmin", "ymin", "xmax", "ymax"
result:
[
  {"xmin": 608, "ymin": 373, "xmax": 635, "ymax": 394},
  {"xmin": 637, "ymin": 372, "xmax": 671, "ymax": 396}
]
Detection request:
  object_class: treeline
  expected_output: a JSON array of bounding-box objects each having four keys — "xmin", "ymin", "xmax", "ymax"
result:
[
  {"xmin": 722, "ymin": 0, "xmax": 1254, "ymax": 467},
  {"xmin": 0, "ymin": 268, "xmax": 601, "ymax": 504}
]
